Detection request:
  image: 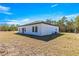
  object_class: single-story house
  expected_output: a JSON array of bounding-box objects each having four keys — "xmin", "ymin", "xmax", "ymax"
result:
[{"xmin": 18, "ymin": 22, "xmax": 59, "ymax": 36}]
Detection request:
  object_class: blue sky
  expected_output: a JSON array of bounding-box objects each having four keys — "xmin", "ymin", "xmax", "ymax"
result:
[{"xmin": 0, "ymin": 3, "xmax": 79, "ymax": 25}]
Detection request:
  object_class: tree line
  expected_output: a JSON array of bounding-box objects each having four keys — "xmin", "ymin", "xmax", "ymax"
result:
[
  {"xmin": 45, "ymin": 15, "xmax": 79, "ymax": 33},
  {"xmin": 0, "ymin": 24, "xmax": 18, "ymax": 31},
  {"xmin": 0, "ymin": 15, "xmax": 79, "ymax": 33}
]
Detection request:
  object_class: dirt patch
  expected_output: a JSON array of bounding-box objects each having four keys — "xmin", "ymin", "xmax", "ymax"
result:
[{"xmin": 0, "ymin": 32, "xmax": 79, "ymax": 56}]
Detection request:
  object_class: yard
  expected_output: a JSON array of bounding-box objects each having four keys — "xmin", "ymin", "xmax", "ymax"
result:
[{"xmin": 0, "ymin": 31, "xmax": 79, "ymax": 56}]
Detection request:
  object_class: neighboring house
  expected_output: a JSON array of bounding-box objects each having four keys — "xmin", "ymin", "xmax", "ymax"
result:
[{"xmin": 18, "ymin": 22, "xmax": 59, "ymax": 36}]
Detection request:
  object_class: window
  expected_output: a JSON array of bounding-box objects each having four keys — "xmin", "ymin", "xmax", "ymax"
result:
[
  {"xmin": 24, "ymin": 28, "xmax": 26, "ymax": 32},
  {"xmin": 35, "ymin": 26, "xmax": 38, "ymax": 32},
  {"xmin": 32, "ymin": 26, "xmax": 34, "ymax": 32},
  {"xmin": 32, "ymin": 26, "xmax": 38, "ymax": 32},
  {"xmin": 22, "ymin": 28, "xmax": 26, "ymax": 33}
]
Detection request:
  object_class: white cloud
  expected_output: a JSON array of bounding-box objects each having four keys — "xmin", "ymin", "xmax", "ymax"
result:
[
  {"xmin": 3, "ymin": 11, "xmax": 12, "ymax": 15},
  {"xmin": 0, "ymin": 5, "xmax": 10, "ymax": 11},
  {"xmin": 6, "ymin": 18, "xmax": 33, "ymax": 25},
  {"xmin": 53, "ymin": 13, "xmax": 79, "ymax": 20},
  {"xmin": 51, "ymin": 13, "xmax": 79, "ymax": 20},
  {"xmin": 5, "ymin": 18, "xmax": 46, "ymax": 25},
  {"xmin": 0, "ymin": 5, "xmax": 12, "ymax": 15},
  {"xmin": 3, "ymin": 13, "xmax": 79, "ymax": 25},
  {"xmin": 66, "ymin": 13, "xmax": 79, "ymax": 18},
  {"xmin": 51, "ymin": 4, "xmax": 58, "ymax": 8}
]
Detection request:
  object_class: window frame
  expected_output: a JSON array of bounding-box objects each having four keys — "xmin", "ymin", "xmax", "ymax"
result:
[
  {"xmin": 32, "ymin": 26, "xmax": 38, "ymax": 32},
  {"xmin": 32, "ymin": 26, "xmax": 34, "ymax": 32},
  {"xmin": 35, "ymin": 26, "xmax": 38, "ymax": 32}
]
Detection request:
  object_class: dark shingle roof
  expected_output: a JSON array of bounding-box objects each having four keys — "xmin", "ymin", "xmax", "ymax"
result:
[{"xmin": 18, "ymin": 21, "xmax": 57, "ymax": 27}]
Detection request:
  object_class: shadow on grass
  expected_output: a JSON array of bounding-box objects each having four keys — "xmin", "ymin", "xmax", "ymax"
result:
[{"xmin": 15, "ymin": 33, "xmax": 64, "ymax": 42}]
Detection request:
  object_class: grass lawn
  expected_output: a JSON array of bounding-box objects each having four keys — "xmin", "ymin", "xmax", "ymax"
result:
[{"xmin": 0, "ymin": 31, "xmax": 79, "ymax": 56}]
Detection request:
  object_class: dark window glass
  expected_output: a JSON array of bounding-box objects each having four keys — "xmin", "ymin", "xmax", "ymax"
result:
[
  {"xmin": 32, "ymin": 26, "xmax": 34, "ymax": 32},
  {"xmin": 32, "ymin": 26, "xmax": 38, "ymax": 32},
  {"xmin": 24, "ymin": 28, "xmax": 26, "ymax": 32},
  {"xmin": 35, "ymin": 26, "xmax": 38, "ymax": 32},
  {"xmin": 22, "ymin": 28, "xmax": 24, "ymax": 33}
]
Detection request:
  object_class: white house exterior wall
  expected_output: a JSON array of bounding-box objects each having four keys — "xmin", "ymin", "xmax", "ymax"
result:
[
  {"xmin": 40, "ymin": 23, "xmax": 59, "ymax": 36},
  {"xmin": 18, "ymin": 24, "xmax": 42, "ymax": 36},
  {"xmin": 18, "ymin": 23, "xmax": 59, "ymax": 36}
]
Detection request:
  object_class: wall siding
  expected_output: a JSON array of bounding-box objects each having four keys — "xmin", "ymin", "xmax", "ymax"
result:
[
  {"xmin": 18, "ymin": 23, "xmax": 59, "ymax": 36},
  {"xmin": 40, "ymin": 23, "xmax": 59, "ymax": 36},
  {"xmin": 18, "ymin": 24, "xmax": 42, "ymax": 36}
]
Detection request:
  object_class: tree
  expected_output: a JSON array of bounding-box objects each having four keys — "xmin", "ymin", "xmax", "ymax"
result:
[
  {"xmin": 0, "ymin": 24, "xmax": 18, "ymax": 31},
  {"xmin": 57, "ymin": 16, "xmax": 67, "ymax": 32},
  {"xmin": 46, "ymin": 19, "xmax": 52, "ymax": 24},
  {"xmin": 66, "ymin": 19, "xmax": 74, "ymax": 32},
  {"xmin": 75, "ymin": 16, "xmax": 79, "ymax": 33},
  {"xmin": 1, "ymin": 24, "xmax": 9, "ymax": 31},
  {"xmin": 9, "ymin": 24, "xmax": 18, "ymax": 31},
  {"xmin": 45, "ymin": 19, "xmax": 58, "ymax": 25}
]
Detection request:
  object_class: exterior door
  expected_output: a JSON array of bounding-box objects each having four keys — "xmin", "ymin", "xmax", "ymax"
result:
[{"xmin": 22, "ymin": 28, "xmax": 25, "ymax": 33}]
